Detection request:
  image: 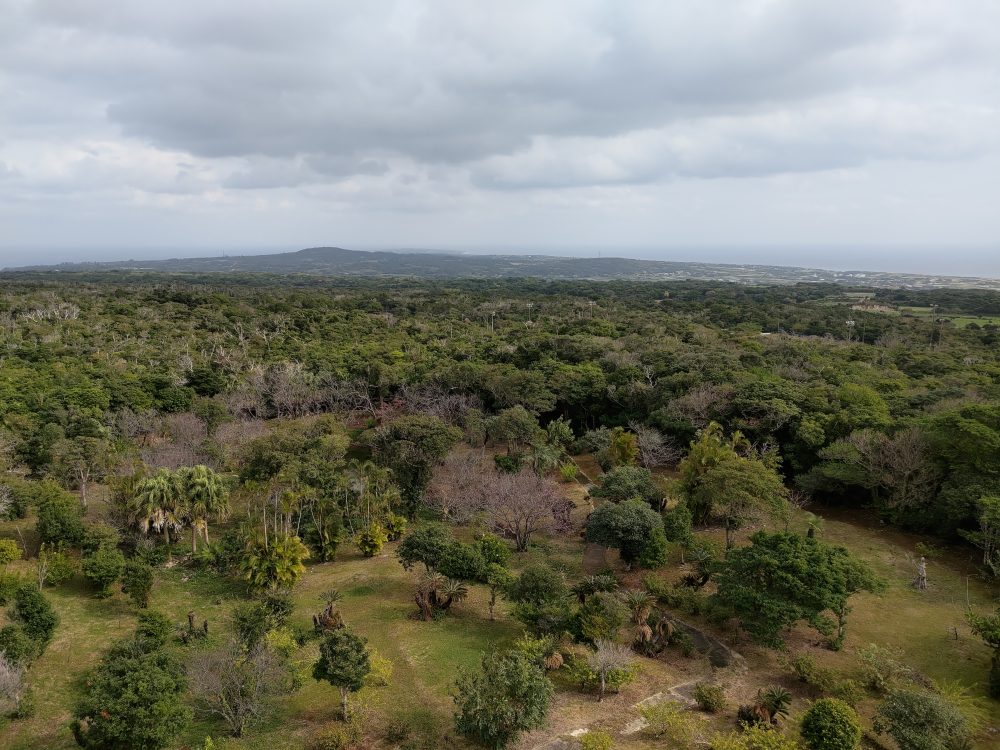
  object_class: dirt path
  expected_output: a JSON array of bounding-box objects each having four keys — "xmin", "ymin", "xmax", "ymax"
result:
[{"xmin": 582, "ymin": 543, "xmax": 608, "ymax": 574}]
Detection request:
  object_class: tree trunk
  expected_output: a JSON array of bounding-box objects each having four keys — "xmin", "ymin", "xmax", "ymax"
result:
[
  {"xmin": 340, "ymin": 687, "xmax": 349, "ymax": 719},
  {"xmin": 598, "ymin": 672, "xmax": 606, "ymax": 702},
  {"xmin": 191, "ymin": 525, "xmax": 198, "ymax": 553},
  {"xmin": 80, "ymin": 479, "xmax": 88, "ymax": 508}
]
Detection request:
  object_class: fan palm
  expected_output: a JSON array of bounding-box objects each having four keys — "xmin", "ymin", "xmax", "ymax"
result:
[
  {"xmin": 130, "ymin": 469, "xmax": 183, "ymax": 545},
  {"xmin": 177, "ymin": 465, "xmax": 229, "ymax": 552}
]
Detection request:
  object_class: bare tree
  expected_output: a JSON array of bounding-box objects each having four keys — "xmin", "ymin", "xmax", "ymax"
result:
[
  {"xmin": 427, "ymin": 451, "xmax": 490, "ymax": 522},
  {"xmin": 628, "ymin": 422, "xmax": 681, "ymax": 469},
  {"xmin": 0, "ymin": 652, "xmax": 25, "ymax": 715},
  {"xmin": 188, "ymin": 640, "xmax": 289, "ymax": 737},
  {"xmin": 669, "ymin": 384, "xmax": 733, "ymax": 428},
  {"xmin": 587, "ymin": 640, "xmax": 635, "ymax": 701},
  {"xmin": 881, "ymin": 427, "xmax": 938, "ymax": 514},
  {"xmin": 478, "ymin": 469, "xmax": 567, "ymax": 552}
]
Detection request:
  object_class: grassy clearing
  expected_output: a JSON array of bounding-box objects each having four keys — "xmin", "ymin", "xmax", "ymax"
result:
[{"xmin": 2, "ymin": 480, "xmax": 999, "ymax": 749}]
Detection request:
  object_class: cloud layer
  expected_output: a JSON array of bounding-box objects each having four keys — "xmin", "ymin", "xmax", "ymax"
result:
[{"xmin": 1, "ymin": 0, "xmax": 998, "ymax": 256}]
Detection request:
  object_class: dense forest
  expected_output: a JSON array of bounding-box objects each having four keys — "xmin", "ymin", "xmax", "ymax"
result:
[{"xmin": 0, "ymin": 272, "xmax": 998, "ymax": 750}]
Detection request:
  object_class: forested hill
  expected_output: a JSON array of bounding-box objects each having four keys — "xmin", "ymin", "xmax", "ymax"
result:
[{"xmin": 8, "ymin": 245, "xmax": 1000, "ymax": 289}]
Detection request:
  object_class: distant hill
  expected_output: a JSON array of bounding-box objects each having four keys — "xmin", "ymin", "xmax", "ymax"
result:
[{"xmin": 6, "ymin": 246, "xmax": 1000, "ymax": 290}]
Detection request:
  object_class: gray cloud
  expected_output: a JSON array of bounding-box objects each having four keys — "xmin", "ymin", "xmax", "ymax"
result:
[{"xmin": 0, "ymin": 0, "xmax": 998, "ymax": 256}]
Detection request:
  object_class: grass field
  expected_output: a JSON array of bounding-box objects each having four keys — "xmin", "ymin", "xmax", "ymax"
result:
[{"xmin": 2, "ymin": 478, "xmax": 999, "ymax": 749}]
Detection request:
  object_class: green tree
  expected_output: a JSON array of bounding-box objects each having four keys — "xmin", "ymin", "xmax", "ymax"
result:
[
  {"xmin": 585, "ymin": 499, "xmax": 669, "ymax": 568},
  {"xmin": 590, "ymin": 466, "xmax": 662, "ymax": 508},
  {"xmin": 453, "ymin": 650, "xmax": 553, "ymax": 749},
  {"xmin": 83, "ymin": 544, "xmax": 126, "ymax": 598},
  {"xmin": 713, "ymin": 531, "xmax": 879, "ymax": 648},
  {"xmin": 801, "ymin": 698, "xmax": 862, "ymax": 750},
  {"xmin": 370, "ymin": 415, "xmax": 461, "ymax": 515},
  {"xmin": 71, "ymin": 638, "xmax": 192, "ymax": 749},
  {"xmin": 34, "ymin": 481, "xmax": 85, "ymax": 547},
  {"xmin": 491, "ymin": 406, "xmax": 540, "ymax": 454},
  {"xmin": 312, "ymin": 627, "xmax": 371, "ymax": 719},
  {"xmin": 396, "ymin": 524, "xmax": 455, "ymax": 572},
  {"xmin": 966, "ymin": 607, "xmax": 1000, "ymax": 698}
]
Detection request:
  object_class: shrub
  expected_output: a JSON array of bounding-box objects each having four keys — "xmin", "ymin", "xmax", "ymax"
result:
[
  {"xmin": 364, "ymin": 647, "xmax": 394, "ymax": 688},
  {"xmin": 40, "ymin": 547, "xmax": 76, "ymax": 587},
  {"xmin": 0, "ymin": 625, "xmax": 36, "ymax": 665},
  {"xmin": 580, "ymin": 730, "xmax": 613, "ymax": 750},
  {"xmin": 354, "ymin": 522, "xmax": 388, "ymax": 557},
  {"xmin": 874, "ymin": 688, "xmax": 970, "ymax": 750},
  {"xmin": 232, "ymin": 601, "xmax": 274, "ymax": 649},
  {"xmin": 564, "ymin": 655, "xmax": 636, "ymax": 696},
  {"xmin": 384, "ymin": 512, "xmax": 407, "ymax": 541},
  {"xmin": 494, "ymin": 452, "xmax": 524, "ymax": 473},
  {"xmin": 559, "ymin": 463, "xmax": 578, "ymax": 482},
  {"xmin": 711, "ymin": 726, "xmax": 801, "ymax": 750},
  {"xmin": 801, "ymin": 698, "xmax": 862, "ymax": 750},
  {"xmin": 640, "ymin": 700, "xmax": 699, "ymax": 745},
  {"xmin": 694, "ymin": 682, "xmax": 727, "ymax": 713},
  {"xmin": 135, "ymin": 611, "xmax": 173, "ymax": 646},
  {"xmin": 0, "ymin": 538, "xmax": 22, "ymax": 568},
  {"xmin": 308, "ymin": 722, "xmax": 362, "ymax": 750},
  {"xmin": 11, "ymin": 584, "xmax": 58, "ymax": 648},
  {"xmin": 857, "ymin": 643, "xmax": 909, "ymax": 692},
  {"xmin": 121, "ymin": 560, "xmax": 154, "ymax": 608}
]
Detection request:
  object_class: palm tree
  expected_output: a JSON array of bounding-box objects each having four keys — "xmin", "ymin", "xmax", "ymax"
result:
[
  {"xmin": 619, "ymin": 589, "xmax": 655, "ymax": 646},
  {"xmin": 130, "ymin": 469, "xmax": 183, "ymax": 547},
  {"xmin": 177, "ymin": 465, "xmax": 229, "ymax": 552}
]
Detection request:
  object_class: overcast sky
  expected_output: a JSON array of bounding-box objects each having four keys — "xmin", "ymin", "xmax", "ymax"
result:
[{"xmin": 1, "ymin": 1, "xmax": 999, "ymax": 272}]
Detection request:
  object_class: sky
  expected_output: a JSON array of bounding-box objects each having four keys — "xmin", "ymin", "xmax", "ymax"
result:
[{"xmin": 1, "ymin": 1, "xmax": 999, "ymax": 274}]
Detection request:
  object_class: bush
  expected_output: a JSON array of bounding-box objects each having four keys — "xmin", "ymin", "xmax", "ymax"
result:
[
  {"xmin": 874, "ymin": 688, "xmax": 970, "ymax": 750},
  {"xmin": 135, "ymin": 611, "xmax": 173, "ymax": 646},
  {"xmin": 384, "ymin": 512, "xmax": 407, "ymax": 541},
  {"xmin": 453, "ymin": 650, "xmax": 553, "ymax": 748},
  {"xmin": 0, "ymin": 625, "xmax": 36, "ymax": 665},
  {"xmin": 640, "ymin": 700, "xmax": 699, "ymax": 744},
  {"xmin": 580, "ymin": 730, "xmax": 613, "ymax": 750},
  {"xmin": 857, "ymin": 643, "xmax": 909, "ymax": 692},
  {"xmin": 801, "ymin": 698, "xmax": 862, "ymax": 750},
  {"xmin": 565, "ymin": 655, "xmax": 636, "ymax": 696},
  {"xmin": 40, "ymin": 547, "xmax": 76, "ymax": 586},
  {"xmin": 11, "ymin": 584, "xmax": 58, "ymax": 648},
  {"xmin": 559, "ymin": 463, "xmax": 578, "ymax": 482},
  {"xmin": 711, "ymin": 726, "xmax": 801, "ymax": 750},
  {"xmin": 232, "ymin": 601, "xmax": 273, "ymax": 649},
  {"xmin": 308, "ymin": 722, "xmax": 362, "ymax": 750},
  {"xmin": 121, "ymin": 560, "xmax": 154, "ymax": 608},
  {"xmin": 354, "ymin": 522, "xmax": 388, "ymax": 557},
  {"xmin": 494, "ymin": 452, "xmax": 524, "ymax": 474},
  {"xmin": 694, "ymin": 682, "xmax": 727, "ymax": 713},
  {"xmin": 0, "ymin": 538, "xmax": 22, "ymax": 567}
]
